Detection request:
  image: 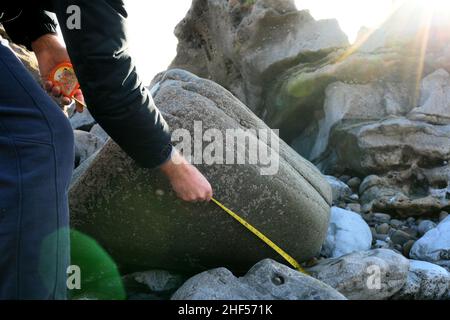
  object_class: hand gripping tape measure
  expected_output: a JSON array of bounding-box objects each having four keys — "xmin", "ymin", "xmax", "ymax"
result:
[{"xmin": 48, "ymin": 62, "xmax": 86, "ymax": 108}]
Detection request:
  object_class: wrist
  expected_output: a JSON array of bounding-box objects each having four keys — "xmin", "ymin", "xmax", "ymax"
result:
[
  {"xmin": 160, "ymin": 149, "xmax": 188, "ymax": 178},
  {"xmin": 31, "ymin": 34, "xmax": 64, "ymax": 56}
]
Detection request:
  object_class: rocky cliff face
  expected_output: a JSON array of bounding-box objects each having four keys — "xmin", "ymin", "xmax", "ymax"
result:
[
  {"xmin": 170, "ymin": 0, "xmax": 349, "ymax": 115},
  {"xmin": 156, "ymin": 0, "xmax": 450, "ymax": 300},
  {"xmin": 171, "ymin": 0, "xmax": 450, "ymax": 221}
]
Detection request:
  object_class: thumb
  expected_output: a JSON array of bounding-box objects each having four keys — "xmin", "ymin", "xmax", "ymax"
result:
[{"xmin": 73, "ymin": 89, "xmax": 86, "ymax": 113}]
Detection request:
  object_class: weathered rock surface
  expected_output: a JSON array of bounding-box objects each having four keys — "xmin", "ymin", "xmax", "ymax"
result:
[
  {"xmin": 170, "ymin": 0, "xmax": 348, "ymax": 113},
  {"xmin": 359, "ymin": 166, "xmax": 450, "ymax": 217},
  {"xmin": 90, "ymin": 124, "xmax": 109, "ymax": 143},
  {"xmin": 300, "ymin": 70, "xmax": 450, "ymax": 179},
  {"xmin": 70, "ymin": 108, "xmax": 96, "ymax": 131},
  {"xmin": 409, "ymin": 69, "xmax": 450, "ymax": 125},
  {"xmin": 321, "ymin": 207, "xmax": 372, "ymax": 259},
  {"xmin": 74, "ymin": 130, "xmax": 106, "ymax": 167},
  {"xmin": 69, "ymin": 69, "xmax": 332, "ymax": 274},
  {"xmin": 171, "ymin": 259, "xmax": 346, "ymax": 300},
  {"xmin": 283, "ymin": 5, "xmax": 450, "ymax": 219},
  {"xmin": 325, "ymin": 175, "xmax": 352, "ymax": 204},
  {"xmin": 410, "ymin": 216, "xmax": 450, "ymax": 270},
  {"xmin": 393, "ymin": 260, "xmax": 450, "ymax": 300},
  {"xmin": 326, "ymin": 118, "xmax": 450, "ymax": 176},
  {"xmin": 167, "ymin": 1, "xmax": 450, "ymax": 223},
  {"xmin": 267, "ymin": 48, "xmax": 421, "ymax": 145},
  {"xmin": 307, "ymin": 249, "xmax": 410, "ymax": 300},
  {"xmin": 302, "ymin": 81, "xmax": 412, "ymax": 161}
]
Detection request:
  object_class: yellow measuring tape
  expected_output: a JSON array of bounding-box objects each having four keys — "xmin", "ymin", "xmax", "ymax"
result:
[{"xmin": 211, "ymin": 197, "xmax": 307, "ymax": 274}]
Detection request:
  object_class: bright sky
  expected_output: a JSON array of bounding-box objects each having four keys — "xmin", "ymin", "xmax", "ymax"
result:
[{"xmin": 125, "ymin": 0, "xmax": 396, "ymax": 85}]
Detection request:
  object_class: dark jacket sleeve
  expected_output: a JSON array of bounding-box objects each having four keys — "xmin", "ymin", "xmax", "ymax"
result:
[
  {"xmin": 2, "ymin": 6, "xmax": 57, "ymax": 50},
  {"xmin": 51, "ymin": 0, "xmax": 173, "ymax": 168}
]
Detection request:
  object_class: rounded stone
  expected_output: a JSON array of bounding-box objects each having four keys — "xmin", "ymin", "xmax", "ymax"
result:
[
  {"xmin": 347, "ymin": 177, "xmax": 362, "ymax": 191},
  {"xmin": 390, "ymin": 219, "xmax": 404, "ymax": 229},
  {"xmin": 372, "ymin": 213, "xmax": 392, "ymax": 224},
  {"xmin": 69, "ymin": 70, "xmax": 332, "ymax": 274},
  {"xmin": 402, "ymin": 227, "xmax": 419, "ymax": 238},
  {"xmin": 407, "ymin": 217, "xmax": 416, "ymax": 225},
  {"xmin": 339, "ymin": 175, "xmax": 351, "ymax": 183},
  {"xmin": 376, "ymin": 223, "xmax": 391, "ymax": 235},
  {"xmin": 418, "ymin": 220, "xmax": 436, "ymax": 236},
  {"xmin": 403, "ymin": 240, "xmax": 416, "ymax": 258},
  {"xmin": 390, "ymin": 230, "xmax": 414, "ymax": 246}
]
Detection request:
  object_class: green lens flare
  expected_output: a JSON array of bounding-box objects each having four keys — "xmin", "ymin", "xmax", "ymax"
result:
[{"xmin": 69, "ymin": 229, "xmax": 125, "ymax": 300}]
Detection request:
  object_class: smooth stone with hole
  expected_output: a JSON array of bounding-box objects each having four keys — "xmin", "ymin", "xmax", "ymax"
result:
[{"xmin": 171, "ymin": 259, "xmax": 346, "ymax": 300}]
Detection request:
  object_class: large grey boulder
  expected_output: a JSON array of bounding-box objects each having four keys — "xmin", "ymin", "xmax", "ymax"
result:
[
  {"xmin": 292, "ymin": 69, "xmax": 450, "ymax": 175},
  {"xmin": 326, "ymin": 118, "xmax": 450, "ymax": 176},
  {"xmin": 321, "ymin": 207, "xmax": 372, "ymax": 259},
  {"xmin": 393, "ymin": 260, "xmax": 450, "ymax": 300},
  {"xmin": 170, "ymin": 0, "xmax": 348, "ymax": 113},
  {"xmin": 171, "ymin": 259, "xmax": 346, "ymax": 300},
  {"xmin": 410, "ymin": 216, "xmax": 450, "ymax": 270},
  {"xmin": 303, "ymin": 69, "xmax": 446, "ymax": 181},
  {"xmin": 307, "ymin": 249, "xmax": 410, "ymax": 300},
  {"xmin": 304, "ymin": 81, "xmax": 412, "ymax": 161},
  {"xmin": 69, "ymin": 69, "xmax": 332, "ymax": 274}
]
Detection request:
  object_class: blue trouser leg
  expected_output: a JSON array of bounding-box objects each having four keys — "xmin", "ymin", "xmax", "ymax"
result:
[{"xmin": 0, "ymin": 42, "xmax": 74, "ymax": 300}]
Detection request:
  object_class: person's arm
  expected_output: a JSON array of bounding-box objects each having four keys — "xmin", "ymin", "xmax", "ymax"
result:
[
  {"xmin": 2, "ymin": 5, "xmax": 83, "ymax": 107},
  {"xmin": 50, "ymin": 0, "xmax": 212, "ymax": 201},
  {"xmin": 2, "ymin": 5, "xmax": 57, "ymax": 51},
  {"xmin": 52, "ymin": 0, "xmax": 172, "ymax": 169}
]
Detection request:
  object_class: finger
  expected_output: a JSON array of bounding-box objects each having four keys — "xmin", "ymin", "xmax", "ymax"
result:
[
  {"xmin": 44, "ymin": 81, "xmax": 53, "ymax": 92},
  {"xmin": 73, "ymin": 90, "xmax": 86, "ymax": 113},
  {"xmin": 204, "ymin": 185, "xmax": 213, "ymax": 201},
  {"xmin": 177, "ymin": 192, "xmax": 189, "ymax": 202},
  {"xmin": 52, "ymin": 86, "xmax": 62, "ymax": 97},
  {"xmin": 189, "ymin": 195, "xmax": 200, "ymax": 203},
  {"xmin": 197, "ymin": 194, "xmax": 207, "ymax": 202},
  {"xmin": 61, "ymin": 97, "xmax": 72, "ymax": 106},
  {"xmin": 75, "ymin": 103, "xmax": 84, "ymax": 113},
  {"xmin": 74, "ymin": 89, "xmax": 85, "ymax": 104}
]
